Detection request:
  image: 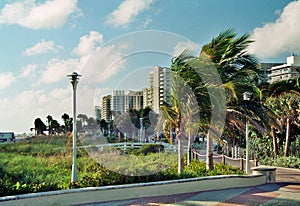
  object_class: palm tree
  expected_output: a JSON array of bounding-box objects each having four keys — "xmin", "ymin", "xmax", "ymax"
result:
[
  {"xmin": 170, "ymin": 29, "xmax": 260, "ymax": 170},
  {"xmin": 128, "ymin": 107, "xmax": 152, "ymax": 142},
  {"xmin": 62, "ymin": 113, "xmax": 72, "ymax": 133},
  {"xmin": 265, "ymin": 92, "xmax": 300, "ymax": 157},
  {"xmin": 158, "ymin": 70, "xmax": 200, "ymax": 173}
]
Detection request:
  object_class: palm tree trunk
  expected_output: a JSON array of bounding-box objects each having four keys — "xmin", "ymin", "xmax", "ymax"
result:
[
  {"xmin": 177, "ymin": 133, "xmax": 184, "ymax": 174},
  {"xmin": 187, "ymin": 131, "xmax": 192, "ymax": 165},
  {"xmin": 206, "ymin": 131, "xmax": 214, "ymax": 170},
  {"xmin": 284, "ymin": 119, "xmax": 291, "ymax": 157},
  {"xmin": 271, "ymin": 126, "xmax": 278, "ymax": 159}
]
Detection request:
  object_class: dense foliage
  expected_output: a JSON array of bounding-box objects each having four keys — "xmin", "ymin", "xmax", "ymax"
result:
[{"xmin": 0, "ymin": 135, "xmax": 243, "ymax": 197}]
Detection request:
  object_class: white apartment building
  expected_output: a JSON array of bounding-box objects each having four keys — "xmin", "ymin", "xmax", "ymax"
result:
[
  {"xmin": 268, "ymin": 54, "xmax": 300, "ymax": 83},
  {"xmin": 111, "ymin": 90, "xmax": 125, "ymax": 113},
  {"xmin": 149, "ymin": 66, "xmax": 172, "ymax": 113}
]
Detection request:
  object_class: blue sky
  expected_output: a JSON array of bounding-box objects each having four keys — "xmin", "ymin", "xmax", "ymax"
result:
[{"xmin": 0, "ymin": 0, "xmax": 299, "ymax": 134}]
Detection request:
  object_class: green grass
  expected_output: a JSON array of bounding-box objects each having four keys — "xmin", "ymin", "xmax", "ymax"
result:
[{"xmin": 0, "ymin": 135, "xmax": 244, "ymax": 197}]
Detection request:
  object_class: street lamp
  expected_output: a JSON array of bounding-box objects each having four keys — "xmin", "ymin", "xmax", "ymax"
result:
[
  {"xmin": 243, "ymin": 92, "xmax": 251, "ymax": 175},
  {"xmin": 139, "ymin": 117, "xmax": 143, "ymax": 142},
  {"xmin": 67, "ymin": 72, "xmax": 81, "ymax": 183}
]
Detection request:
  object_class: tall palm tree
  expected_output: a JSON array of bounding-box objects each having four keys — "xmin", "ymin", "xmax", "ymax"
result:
[
  {"xmin": 158, "ymin": 70, "xmax": 200, "ymax": 173},
  {"xmin": 170, "ymin": 29, "xmax": 259, "ymax": 170}
]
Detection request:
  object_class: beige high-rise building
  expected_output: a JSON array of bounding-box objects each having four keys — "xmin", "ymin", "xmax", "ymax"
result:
[
  {"xmin": 101, "ymin": 95, "xmax": 111, "ymax": 122},
  {"xmin": 125, "ymin": 90, "xmax": 144, "ymax": 111}
]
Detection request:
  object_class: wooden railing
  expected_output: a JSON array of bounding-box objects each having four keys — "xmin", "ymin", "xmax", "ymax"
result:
[{"xmin": 192, "ymin": 150, "xmax": 258, "ymax": 172}]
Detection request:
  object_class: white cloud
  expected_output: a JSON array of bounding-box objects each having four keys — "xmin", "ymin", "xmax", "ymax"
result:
[
  {"xmin": 0, "ymin": 72, "xmax": 16, "ymax": 90},
  {"xmin": 172, "ymin": 41, "xmax": 199, "ymax": 57},
  {"xmin": 20, "ymin": 64, "xmax": 37, "ymax": 78},
  {"xmin": 23, "ymin": 39, "xmax": 63, "ymax": 56},
  {"xmin": 0, "ymin": 0, "xmax": 80, "ymax": 30},
  {"xmin": 80, "ymin": 45, "xmax": 126, "ymax": 84},
  {"xmin": 73, "ymin": 31, "xmax": 104, "ymax": 57},
  {"xmin": 106, "ymin": 0, "xmax": 154, "ymax": 27},
  {"xmin": 248, "ymin": 0, "xmax": 300, "ymax": 59},
  {"xmin": 0, "ymin": 88, "xmax": 69, "ymax": 133},
  {"xmin": 37, "ymin": 58, "xmax": 80, "ymax": 85}
]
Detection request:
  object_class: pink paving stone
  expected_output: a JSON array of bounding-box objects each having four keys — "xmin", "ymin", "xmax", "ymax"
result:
[
  {"xmin": 283, "ymin": 184, "xmax": 300, "ymax": 192},
  {"xmin": 215, "ymin": 187, "xmax": 280, "ymax": 206}
]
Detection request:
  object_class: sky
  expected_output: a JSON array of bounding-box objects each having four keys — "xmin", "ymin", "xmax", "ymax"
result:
[{"xmin": 0, "ymin": 0, "xmax": 299, "ymax": 134}]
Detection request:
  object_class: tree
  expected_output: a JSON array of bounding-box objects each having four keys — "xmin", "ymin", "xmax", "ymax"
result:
[
  {"xmin": 158, "ymin": 70, "xmax": 199, "ymax": 173},
  {"xmin": 33, "ymin": 118, "xmax": 47, "ymax": 135},
  {"xmin": 170, "ymin": 29, "xmax": 260, "ymax": 170},
  {"xmin": 265, "ymin": 92, "xmax": 300, "ymax": 157},
  {"xmin": 128, "ymin": 107, "xmax": 152, "ymax": 142},
  {"xmin": 46, "ymin": 115, "xmax": 53, "ymax": 135},
  {"xmin": 62, "ymin": 113, "xmax": 72, "ymax": 133}
]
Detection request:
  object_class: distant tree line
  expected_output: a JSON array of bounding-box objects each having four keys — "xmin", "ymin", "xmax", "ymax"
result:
[{"xmin": 30, "ymin": 113, "xmax": 99, "ymax": 136}]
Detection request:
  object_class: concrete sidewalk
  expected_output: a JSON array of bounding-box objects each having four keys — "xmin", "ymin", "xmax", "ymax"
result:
[
  {"xmin": 78, "ymin": 167, "xmax": 300, "ymax": 206},
  {"xmin": 1, "ymin": 167, "xmax": 299, "ymax": 206}
]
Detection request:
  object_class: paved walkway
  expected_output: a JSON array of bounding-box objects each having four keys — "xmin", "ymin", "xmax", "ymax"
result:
[
  {"xmin": 77, "ymin": 167, "xmax": 300, "ymax": 206},
  {"xmin": 1, "ymin": 167, "xmax": 299, "ymax": 206}
]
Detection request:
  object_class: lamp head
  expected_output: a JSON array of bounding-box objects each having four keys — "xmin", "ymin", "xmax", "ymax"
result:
[{"xmin": 67, "ymin": 72, "xmax": 81, "ymax": 86}]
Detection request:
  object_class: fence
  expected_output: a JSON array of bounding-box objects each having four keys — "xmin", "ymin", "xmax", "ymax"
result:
[{"xmin": 192, "ymin": 150, "xmax": 258, "ymax": 172}]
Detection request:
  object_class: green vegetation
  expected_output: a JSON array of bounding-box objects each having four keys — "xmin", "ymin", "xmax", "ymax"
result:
[
  {"xmin": 259, "ymin": 156, "xmax": 300, "ymax": 169},
  {"xmin": 0, "ymin": 135, "xmax": 243, "ymax": 197}
]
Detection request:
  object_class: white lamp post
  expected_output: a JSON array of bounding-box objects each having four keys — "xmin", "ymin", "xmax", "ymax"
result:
[
  {"xmin": 243, "ymin": 92, "xmax": 251, "ymax": 175},
  {"xmin": 68, "ymin": 72, "xmax": 81, "ymax": 183},
  {"xmin": 139, "ymin": 117, "xmax": 143, "ymax": 142}
]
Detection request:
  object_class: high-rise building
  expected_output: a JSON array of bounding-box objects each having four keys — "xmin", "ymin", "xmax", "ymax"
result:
[
  {"xmin": 111, "ymin": 90, "xmax": 125, "ymax": 113},
  {"xmin": 149, "ymin": 66, "xmax": 172, "ymax": 113},
  {"xmin": 143, "ymin": 88, "xmax": 151, "ymax": 109},
  {"xmin": 101, "ymin": 95, "xmax": 111, "ymax": 122},
  {"xmin": 94, "ymin": 106, "xmax": 101, "ymax": 121},
  {"xmin": 125, "ymin": 90, "xmax": 143, "ymax": 111},
  {"xmin": 267, "ymin": 54, "xmax": 300, "ymax": 83}
]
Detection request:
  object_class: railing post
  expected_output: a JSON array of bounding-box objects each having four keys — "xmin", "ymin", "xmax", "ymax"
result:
[
  {"xmin": 222, "ymin": 153, "xmax": 225, "ymax": 165},
  {"xmin": 240, "ymin": 156, "xmax": 244, "ymax": 171}
]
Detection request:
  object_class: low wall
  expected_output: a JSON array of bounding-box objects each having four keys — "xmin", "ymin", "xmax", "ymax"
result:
[{"xmin": 0, "ymin": 174, "xmax": 266, "ymax": 206}]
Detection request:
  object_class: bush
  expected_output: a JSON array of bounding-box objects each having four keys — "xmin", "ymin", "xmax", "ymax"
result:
[
  {"xmin": 259, "ymin": 156, "xmax": 300, "ymax": 169},
  {"xmin": 136, "ymin": 144, "xmax": 164, "ymax": 155}
]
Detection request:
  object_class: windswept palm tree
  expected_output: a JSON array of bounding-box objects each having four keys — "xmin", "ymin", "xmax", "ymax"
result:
[
  {"xmin": 158, "ymin": 70, "xmax": 200, "ymax": 173},
  {"xmin": 170, "ymin": 29, "xmax": 260, "ymax": 170}
]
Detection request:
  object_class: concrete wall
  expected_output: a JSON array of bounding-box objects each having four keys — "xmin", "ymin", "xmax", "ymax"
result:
[{"xmin": 0, "ymin": 174, "xmax": 266, "ymax": 206}]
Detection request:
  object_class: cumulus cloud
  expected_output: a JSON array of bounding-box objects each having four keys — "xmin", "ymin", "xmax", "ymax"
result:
[
  {"xmin": 0, "ymin": 72, "xmax": 16, "ymax": 90},
  {"xmin": 20, "ymin": 64, "xmax": 38, "ymax": 78},
  {"xmin": 81, "ymin": 44, "xmax": 126, "ymax": 84},
  {"xmin": 0, "ymin": 0, "xmax": 80, "ymax": 29},
  {"xmin": 73, "ymin": 31, "xmax": 104, "ymax": 57},
  {"xmin": 172, "ymin": 41, "xmax": 199, "ymax": 57},
  {"xmin": 37, "ymin": 58, "xmax": 80, "ymax": 85},
  {"xmin": 23, "ymin": 39, "xmax": 63, "ymax": 56},
  {"xmin": 248, "ymin": 0, "xmax": 300, "ymax": 59},
  {"xmin": 106, "ymin": 0, "xmax": 154, "ymax": 27}
]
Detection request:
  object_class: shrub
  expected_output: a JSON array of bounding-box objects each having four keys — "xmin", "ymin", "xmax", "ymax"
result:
[
  {"xmin": 259, "ymin": 156, "xmax": 300, "ymax": 169},
  {"xmin": 136, "ymin": 144, "xmax": 164, "ymax": 155}
]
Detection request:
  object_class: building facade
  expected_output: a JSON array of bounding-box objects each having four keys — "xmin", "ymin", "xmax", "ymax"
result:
[
  {"xmin": 101, "ymin": 95, "xmax": 111, "ymax": 122},
  {"xmin": 111, "ymin": 90, "xmax": 125, "ymax": 113},
  {"xmin": 150, "ymin": 66, "xmax": 172, "ymax": 113},
  {"xmin": 267, "ymin": 54, "xmax": 300, "ymax": 83},
  {"xmin": 125, "ymin": 90, "xmax": 144, "ymax": 111}
]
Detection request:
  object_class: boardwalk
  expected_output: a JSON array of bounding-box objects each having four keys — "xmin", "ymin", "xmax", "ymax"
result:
[
  {"xmin": 1, "ymin": 167, "xmax": 299, "ymax": 205},
  {"xmin": 79, "ymin": 167, "xmax": 300, "ymax": 206}
]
